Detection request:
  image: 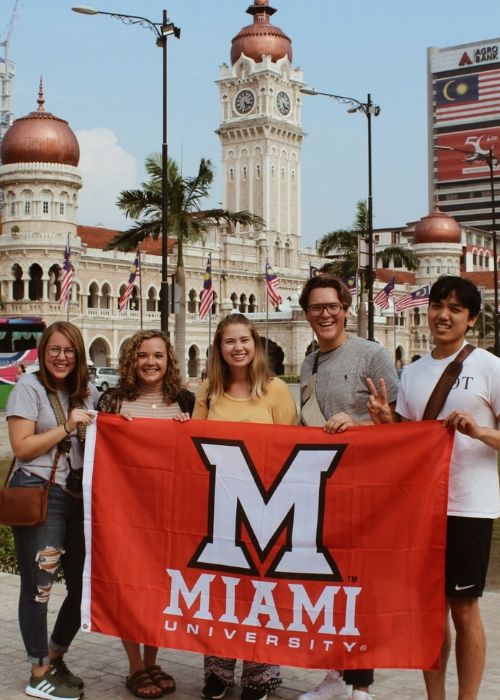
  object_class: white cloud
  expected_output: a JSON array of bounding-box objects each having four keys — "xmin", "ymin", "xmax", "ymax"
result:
[{"xmin": 75, "ymin": 128, "xmax": 137, "ymax": 231}]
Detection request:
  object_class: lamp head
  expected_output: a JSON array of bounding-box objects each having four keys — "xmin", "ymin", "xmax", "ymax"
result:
[
  {"xmin": 72, "ymin": 6, "xmax": 98, "ymax": 14},
  {"xmin": 300, "ymin": 87, "xmax": 319, "ymax": 96}
]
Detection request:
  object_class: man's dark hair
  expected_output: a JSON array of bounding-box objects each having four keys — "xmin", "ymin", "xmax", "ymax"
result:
[
  {"xmin": 429, "ymin": 276, "xmax": 481, "ymax": 318},
  {"xmin": 299, "ymin": 275, "xmax": 352, "ymax": 312}
]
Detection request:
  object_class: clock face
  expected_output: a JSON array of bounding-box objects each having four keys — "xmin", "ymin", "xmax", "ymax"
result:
[
  {"xmin": 276, "ymin": 90, "xmax": 291, "ymax": 116},
  {"xmin": 235, "ymin": 89, "xmax": 255, "ymax": 115}
]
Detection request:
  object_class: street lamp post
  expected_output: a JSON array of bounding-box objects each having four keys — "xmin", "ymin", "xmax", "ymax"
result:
[
  {"xmin": 301, "ymin": 88, "xmax": 381, "ymax": 341},
  {"xmin": 72, "ymin": 6, "xmax": 180, "ymax": 336},
  {"xmin": 435, "ymin": 144, "xmax": 499, "ymax": 356}
]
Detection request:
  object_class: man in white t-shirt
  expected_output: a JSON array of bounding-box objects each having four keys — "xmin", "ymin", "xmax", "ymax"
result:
[{"xmin": 369, "ymin": 276, "xmax": 500, "ymax": 700}]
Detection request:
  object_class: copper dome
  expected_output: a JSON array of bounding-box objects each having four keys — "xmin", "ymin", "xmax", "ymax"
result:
[
  {"xmin": 231, "ymin": 0, "xmax": 292, "ymax": 65},
  {"xmin": 414, "ymin": 202, "xmax": 461, "ymax": 244},
  {"xmin": 1, "ymin": 81, "xmax": 80, "ymax": 167}
]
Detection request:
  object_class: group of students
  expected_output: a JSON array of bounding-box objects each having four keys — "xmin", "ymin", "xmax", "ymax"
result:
[{"xmin": 5, "ymin": 273, "xmax": 500, "ymax": 700}]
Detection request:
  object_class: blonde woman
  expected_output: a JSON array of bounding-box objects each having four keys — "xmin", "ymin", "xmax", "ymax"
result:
[{"xmin": 193, "ymin": 314, "xmax": 297, "ymax": 700}]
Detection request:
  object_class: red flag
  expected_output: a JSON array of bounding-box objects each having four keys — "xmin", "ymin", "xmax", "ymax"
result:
[
  {"xmin": 119, "ymin": 251, "xmax": 140, "ymax": 312},
  {"xmin": 59, "ymin": 242, "xmax": 73, "ymax": 309},
  {"xmin": 199, "ymin": 258, "xmax": 214, "ymax": 320},
  {"xmin": 265, "ymin": 262, "xmax": 281, "ymax": 307},
  {"xmin": 82, "ymin": 417, "xmax": 452, "ymax": 671}
]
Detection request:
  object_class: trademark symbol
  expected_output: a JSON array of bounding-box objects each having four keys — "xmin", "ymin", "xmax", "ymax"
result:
[{"xmin": 348, "ymin": 575, "xmax": 358, "ymax": 582}]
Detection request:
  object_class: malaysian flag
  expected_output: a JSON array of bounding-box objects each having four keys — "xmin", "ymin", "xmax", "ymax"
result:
[
  {"xmin": 265, "ymin": 262, "xmax": 281, "ymax": 308},
  {"xmin": 199, "ymin": 258, "xmax": 214, "ymax": 320},
  {"xmin": 435, "ymin": 69, "xmax": 500, "ymax": 126},
  {"xmin": 118, "ymin": 251, "xmax": 140, "ymax": 312},
  {"xmin": 341, "ymin": 273, "xmax": 357, "ymax": 297},
  {"xmin": 59, "ymin": 242, "xmax": 73, "ymax": 309},
  {"xmin": 395, "ymin": 284, "xmax": 430, "ymax": 312},
  {"xmin": 373, "ymin": 277, "xmax": 395, "ymax": 310}
]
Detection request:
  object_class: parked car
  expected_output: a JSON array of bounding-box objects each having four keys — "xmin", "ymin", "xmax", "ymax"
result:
[{"xmin": 92, "ymin": 367, "xmax": 120, "ymax": 391}]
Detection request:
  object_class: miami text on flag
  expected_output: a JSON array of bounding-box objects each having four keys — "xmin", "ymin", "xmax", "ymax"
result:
[
  {"xmin": 265, "ymin": 262, "xmax": 281, "ymax": 307},
  {"xmin": 59, "ymin": 242, "xmax": 73, "ymax": 309},
  {"xmin": 82, "ymin": 416, "xmax": 452, "ymax": 671},
  {"xmin": 395, "ymin": 284, "xmax": 430, "ymax": 312},
  {"xmin": 118, "ymin": 250, "xmax": 140, "ymax": 312},
  {"xmin": 199, "ymin": 257, "xmax": 214, "ymax": 320},
  {"xmin": 373, "ymin": 278, "xmax": 395, "ymax": 310}
]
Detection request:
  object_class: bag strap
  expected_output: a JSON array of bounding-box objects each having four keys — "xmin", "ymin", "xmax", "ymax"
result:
[
  {"xmin": 422, "ymin": 343, "xmax": 476, "ymax": 421},
  {"xmin": 46, "ymin": 390, "xmax": 86, "ymax": 443},
  {"xmin": 4, "ymin": 449, "xmax": 62, "ymax": 488}
]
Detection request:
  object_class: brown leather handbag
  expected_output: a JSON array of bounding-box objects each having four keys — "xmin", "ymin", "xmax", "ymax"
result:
[{"xmin": 0, "ymin": 451, "xmax": 61, "ymax": 527}]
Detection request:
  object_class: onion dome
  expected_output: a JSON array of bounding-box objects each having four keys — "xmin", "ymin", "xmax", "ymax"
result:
[
  {"xmin": 231, "ymin": 0, "xmax": 292, "ymax": 65},
  {"xmin": 414, "ymin": 200, "xmax": 461, "ymax": 244},
  {"xmin": 1, "ymin": 80, "xmax": 80, "ymax": 167}
]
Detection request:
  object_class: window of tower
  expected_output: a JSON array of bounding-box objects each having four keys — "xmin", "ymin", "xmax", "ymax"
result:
[
  {"xmin": 242, "ymin": 166, "xmax": 247, "ymax": 181},
  {"xmin": 43, "ymin": 201, "xmax": 49, "ymax": 214},
  {"xmin": 24, "ymin": 201, "xmax": 31, "ymax": 215},
  {"xmin": 256, "ymin": 164, "xmax": 261, "ymax": 179},
  {"xmin": 60, "ymin": 203, "xmax": 65, "ymax": 215}
]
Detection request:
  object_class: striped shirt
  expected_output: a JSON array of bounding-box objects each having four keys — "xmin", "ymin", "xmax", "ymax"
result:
[{"xmin": 120, "ymin": 388, "xmax": 181, "ymax": 419}]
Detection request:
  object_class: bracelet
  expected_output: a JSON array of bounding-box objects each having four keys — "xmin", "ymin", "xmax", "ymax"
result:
[{"xmin": 63, "ymin": 422, "xmax": 71, "ymax": 435}]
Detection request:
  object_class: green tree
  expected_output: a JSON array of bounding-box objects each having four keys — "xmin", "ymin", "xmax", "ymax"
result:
[
  {"xmin": 107, "ymin": 154, "xmax": 263, "ymax": 375},
  {"xmin": 317, "ymin": 201, "xmax": 419, "ymax": 335}
]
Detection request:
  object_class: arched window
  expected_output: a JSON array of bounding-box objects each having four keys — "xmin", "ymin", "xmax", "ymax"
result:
[
  {"xmin": 12, "ymin": 264, "xmax": 24, "ymax": 301},
  {"xmin": 188, "ymin": 289, "xmax": 197, "ymax": 313},
  {"xmin": 48, "ymin": 264, "xmax": 61, "ymax": 301},
  {"xmin": 147, "ymin": 287, "xmax": 158, "ymax": 312},
  {"xmin": 239, "ymin": 294, "xmax": 247, "ymax": 313},
  {"xmin": 101, "ymin": 283, "xmax": 111, "ymax": 309},
  {"xmin": 284, "ymin": 242, "xmax": 291, "ymax": 268},
  {"xmin": 28, "ymin": 264, "xmax": 43, "ymax": 301},
  {"xmin": 248, "ymin": 294, "xmax": 256, "ymax": 312},
  {"xmin": 274, "ymin": 241, "xmax": 281, "ymax": 267},
  {"xmin": 88, "ymin": 282, "xmax": 99, "ymax": 309},
  {"xmin": 230, "ymin": 292, "xmax": 238, "ymax": 309}
]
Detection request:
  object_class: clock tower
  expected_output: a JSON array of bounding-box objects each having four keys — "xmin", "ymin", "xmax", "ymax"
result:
[{"xmin": 216, "ymin": 0, "xmax": 305, "ymax": 263}]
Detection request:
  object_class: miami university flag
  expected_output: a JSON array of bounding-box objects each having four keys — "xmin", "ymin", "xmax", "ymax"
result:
[{"xmin": 82, "ymin": 417, "xmax": 453, "ymax": 670}]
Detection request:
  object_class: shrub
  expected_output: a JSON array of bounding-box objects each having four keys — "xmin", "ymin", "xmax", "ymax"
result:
[
  {"xmin": 0, "ymin": 525, "xmax": 19, "ymax": 574},
  {"xmin": 279, "ymin": 374, "xmax": 300, "ymax": 384}
]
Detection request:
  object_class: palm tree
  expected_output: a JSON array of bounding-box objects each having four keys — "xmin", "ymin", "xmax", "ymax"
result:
[
  {"xmin": 106, "ymin": 154, "xmax": 263, "ymax": 376},
  {"xmin": 317, "ymin": 201, "xmax": 418, "ymax": 335}
]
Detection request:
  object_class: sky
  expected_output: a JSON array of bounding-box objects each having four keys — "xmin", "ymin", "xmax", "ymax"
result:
[{"xmin": 2, "ymin": 0, "xmax": 500, "ymax": 249}]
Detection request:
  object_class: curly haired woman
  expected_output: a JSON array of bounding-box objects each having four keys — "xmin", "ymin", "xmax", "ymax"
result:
[{"xmin": 98, "ymin": 329, "xmax": 194, "ymax": 699}]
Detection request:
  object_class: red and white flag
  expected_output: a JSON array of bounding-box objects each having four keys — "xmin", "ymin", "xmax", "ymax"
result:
[
  {"xmin": 265, "ymin": 261, "xmax": 281, "ymax": 307},
  {"xmin": 82, "ymin": 417, "xmax": 452, "ymax": 671},
  {"xmin": 59, "ymin": 242, "xmax": 73, "ymax": 309},
  {"xmin": 118, "ymin": 250, "xmax": 140, "ymax": 312},
  {"xmin": 199, "ymin": 257, "xmax": 214, "ymax": 320}
]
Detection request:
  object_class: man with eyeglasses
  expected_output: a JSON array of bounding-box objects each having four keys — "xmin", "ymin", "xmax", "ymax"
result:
[{"xmin": 296, "ymin": 273, "xmax": 399, "ymax": 700}]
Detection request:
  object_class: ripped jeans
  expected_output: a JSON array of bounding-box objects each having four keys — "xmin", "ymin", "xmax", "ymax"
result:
[{"xmin": 11, "ymin": 470, "xmax": 85, "ymax": 666}]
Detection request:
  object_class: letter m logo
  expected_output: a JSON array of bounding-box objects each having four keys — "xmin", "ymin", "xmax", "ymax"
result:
[{"xmin": 189, "ymin": 439, "xmax": 346, "ymax": 581}]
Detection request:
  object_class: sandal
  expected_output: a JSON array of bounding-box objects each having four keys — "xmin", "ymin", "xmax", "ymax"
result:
[
  {"xmin": 126, "ymin": 670, "xmax": 163, "ymax": 699},
  {"xmin": 146, "ymin": 665, "xmax": 176, "ymax": 694}
]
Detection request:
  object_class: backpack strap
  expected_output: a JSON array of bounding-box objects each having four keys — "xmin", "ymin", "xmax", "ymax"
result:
[{"xmin": 422, "ymin": 344, "xmax": 476, "ymax": 421}]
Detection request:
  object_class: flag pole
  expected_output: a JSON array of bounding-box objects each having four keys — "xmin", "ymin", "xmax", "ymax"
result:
[
  {"xmin": 138, "ymin": 244, "xmax": 143, "ymax": 330},
  {"xmin": 66, "ymin": 233, "xmax": 70, "ymax": 323},
  {"xmin": 265, "ymin": 266, "xmax": 269, "ymax": 361},
  {"xmin": 208, "ymin": 253, "xmax": 212, "ymax": 348}
]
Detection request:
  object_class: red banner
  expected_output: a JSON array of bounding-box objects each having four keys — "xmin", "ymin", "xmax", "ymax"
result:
[
  {"xmin": 436, "ymin": 128, "xmax": 500, "ymax": 181},
  {"xmin": 82, "ymin": 416, "xmax": 453, "ymax": 671}
]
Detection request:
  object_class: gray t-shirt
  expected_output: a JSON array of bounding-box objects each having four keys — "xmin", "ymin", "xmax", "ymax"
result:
[
  {"xmin": 6, "ymin": 372, "xmax": 99, "ymax": 486},
  {"xmin": 300, "ymin": 335, "xmax": 399, "ymax": 424}
]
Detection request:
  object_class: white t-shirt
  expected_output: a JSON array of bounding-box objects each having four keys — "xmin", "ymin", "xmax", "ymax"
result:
[{"xmin": 397, "ymin": 345, "xmax": 500, "ymax": 518}]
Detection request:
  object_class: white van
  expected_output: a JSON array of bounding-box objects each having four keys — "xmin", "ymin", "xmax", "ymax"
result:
[{"xmin": 92, "ymin": 367, "xmax": 120, "ymax": 391}]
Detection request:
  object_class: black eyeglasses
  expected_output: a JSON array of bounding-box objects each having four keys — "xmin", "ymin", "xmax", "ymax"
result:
[
  {"xmin": 306, "ymin": 303, "xmax": 344, "ymax": 317},
  {"xmin": 46, "ymin": 346, "xmax": 76, "ymax": 358}
]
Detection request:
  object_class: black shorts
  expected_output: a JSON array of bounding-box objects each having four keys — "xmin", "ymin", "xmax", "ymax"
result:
[{"xmin": 445, "ymin": 516, "xmax": 493, "ymax": 598}]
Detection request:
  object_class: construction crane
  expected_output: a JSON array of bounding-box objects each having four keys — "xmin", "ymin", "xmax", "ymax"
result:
[{"xmin": 0, "ymin": 0, "xmax": 21, "ymax": 150}]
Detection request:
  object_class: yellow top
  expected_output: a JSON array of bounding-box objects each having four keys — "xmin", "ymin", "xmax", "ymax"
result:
[{"xmin": 193, "ymin": 377, "xmax": 297, "ymax": 425}]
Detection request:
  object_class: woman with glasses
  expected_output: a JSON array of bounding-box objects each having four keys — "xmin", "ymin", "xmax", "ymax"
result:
[
  {"xmin": 6, "ymin": 321, "xmax": 98, "ymax": 700},
  {"xmin": 193, "ymin": 314, "xmax": 297, "ymax": 700}
]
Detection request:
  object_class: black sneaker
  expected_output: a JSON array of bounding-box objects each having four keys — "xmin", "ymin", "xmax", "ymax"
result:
[
  {"xmin": 241, "ymin": 688, "xmax": 267, "ymax": 700},
  {"xmin": 25, "ymin": 666, "xmax": 82, "ymax": 699},
  {"xmin": 51, "ymin": 658, "xmax": 84, "ymax": 689},
  {"xmin": 202, "ymin": 673, "xmax": 228, "ymax": 699}
]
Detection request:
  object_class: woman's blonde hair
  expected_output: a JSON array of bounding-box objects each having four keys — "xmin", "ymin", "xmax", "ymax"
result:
[
  {"xmin": 207, "ymin": 314, "xmax": 270, "ymax": 403},
  {"xmin": 117, "ymin": 329, "xmax": 182, "ymax": 402},
  {"xmin": 37, "ymin": 321, "xmax": 90, "ymax": 401}
]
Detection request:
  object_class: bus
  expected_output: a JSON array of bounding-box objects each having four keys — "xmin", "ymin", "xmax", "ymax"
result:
[{"xmin": 0, "ymin": 316, "xmax": 47, "ymax": 409}]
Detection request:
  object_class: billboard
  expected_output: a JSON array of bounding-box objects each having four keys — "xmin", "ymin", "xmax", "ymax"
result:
[{"xmin": 436, "ymin": 128, "xmax": 500, "ymax": 182}]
